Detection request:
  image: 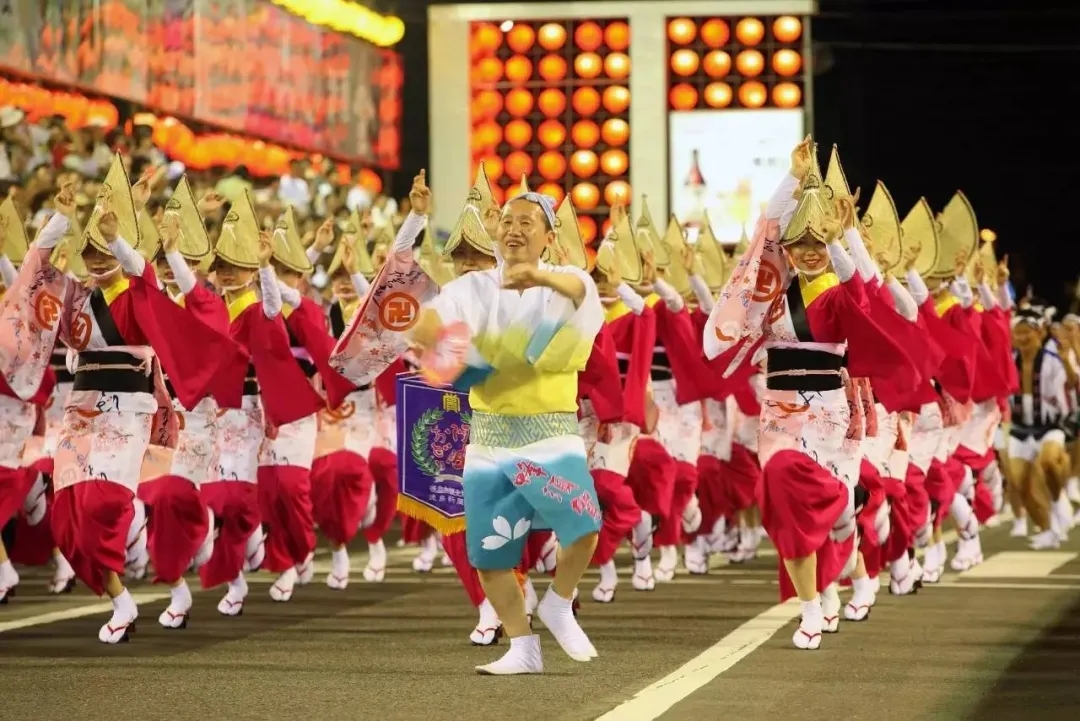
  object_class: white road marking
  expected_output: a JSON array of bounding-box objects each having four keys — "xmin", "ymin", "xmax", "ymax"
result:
[
  {"xmin": 960, "ymin": 551, "xmax": 1078, "ymax": 578},
  {"xmin": 593, "ymin": 601, "xmax": 799, "ymax": 721},
  {"xmin": 0, "ymin": 592, "xmax": 172, "ymax": 634},
  {"xmin": 935, "ymin": 580, "xmax": 1080, "ymax": 591},
  {"xmin": 0, "ymin": 547, "xmax": 417, "ymax": 634}
]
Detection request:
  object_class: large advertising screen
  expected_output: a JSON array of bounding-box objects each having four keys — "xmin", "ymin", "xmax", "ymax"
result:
[
  {"xmin": 0, "ymin": 0, "xmax": 402, "ymax": 167},
  {"xmin": 669, "ymin": 108, "xmax": 805, "ymax": 244}
]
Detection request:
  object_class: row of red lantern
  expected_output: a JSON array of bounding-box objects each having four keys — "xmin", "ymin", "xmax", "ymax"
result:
[
  {"xmin": 668, "ymin": 16, "xmax": 802, "ymax": 47},
  {"xmin": 669, "ymin": 81, "xmax": 802, "ymax": 110},
  {"xmin": 473, "ymin": 117, "xmax": 629, "ymax": 151},
  {"xmin": 472, "ymin": 85, "xmax": 630, "ymax": 122},
  {"xmin": 472, "ymin": 20, "xmax": 630, "ymax": 58},
  {"xmin": 473, "ymin": 52, "xmax": 630, "ymax": 85},
  {"xmin": 0, "ymin": 79, "xmax": 120, "ymax": 130},
  {"xmin": 475, "ymin": 148, "xmax": 629, "ymax": 181},
  {"xmin": 670, "ymin": 48, "xmax": 802, "ymax": 79}
]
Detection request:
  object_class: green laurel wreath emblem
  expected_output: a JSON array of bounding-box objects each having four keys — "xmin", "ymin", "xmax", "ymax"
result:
[{"xmin": 410, "ymin": 408, "xmax": 443, "ymax": 477}]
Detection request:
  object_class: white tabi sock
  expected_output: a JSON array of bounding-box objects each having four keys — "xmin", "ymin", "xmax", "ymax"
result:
[
  {"xmin": 475, "ymin": 634, "xmax": 543, "ymax": 675},
  {"xmin": 0, "ymin": 560, "xmax": 18, "ymax": 596},
  {"xmin": 794, "ymin": 597, "xmax": 823, "ymax": 649},
  {"xmin": 332, "ymin": 548, "xmax": 349, "ymax": 576},
  {"xmin": 537, "ymin": 587, "xmax": 596, "ymax": 661},
  {"xmin": 368, "ymin": 539, "xmax": 387, "ymax": 569},
  {"xmin": 170, "ymin": 580, "xmax": 192, "ymax": 612}
]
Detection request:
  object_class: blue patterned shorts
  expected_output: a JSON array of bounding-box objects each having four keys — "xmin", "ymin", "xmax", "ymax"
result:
[{"xmin": 463, "ymin": 433, "xmax": 603, "ymax": 570}]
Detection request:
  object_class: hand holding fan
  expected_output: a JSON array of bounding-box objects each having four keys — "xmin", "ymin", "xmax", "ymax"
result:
[{"xmin": 418, "ymin": 321, "xmax": 470, "ymax": 386}]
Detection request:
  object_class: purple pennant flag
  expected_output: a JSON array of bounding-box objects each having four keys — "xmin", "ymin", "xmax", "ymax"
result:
[{"xmin": 395, "ymin": 373, "xmax": 470, "ymax": 533}]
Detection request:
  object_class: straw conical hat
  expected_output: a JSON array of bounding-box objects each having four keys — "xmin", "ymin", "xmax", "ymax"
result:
[
  {"xmin": 79, "ymin": 153, "xmax": 140, "ymax": 255},
  {"xmin": 271, "ymin": 206, "xmax": 313, "ymax": 273},
  {"xmin": 0, "ymin": 196, "xmax": 29, "ymax": 266},
  {"xmin": 213, "ymin": 189, "xmax": 261, "ymax": 269},
  {"xmin": 164, "ymin": 175, "xmax": 212, "ymax": 260}
]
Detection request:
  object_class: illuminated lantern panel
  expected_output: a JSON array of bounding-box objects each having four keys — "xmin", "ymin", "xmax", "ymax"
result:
[
  {"xmin": 665, "ymin": 15, "xmax": 807, "ymax": 110},
  {"xmin": 468, "ymin": 19, "xmax": 632, "ymax": 243}
]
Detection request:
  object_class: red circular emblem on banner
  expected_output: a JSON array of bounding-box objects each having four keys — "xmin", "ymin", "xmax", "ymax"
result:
[
  {"xmin": 34, "ymin": 292, "xmax": 62, "ymax": 331},
  {"xmin": 379, "ymin": 292, "xmax": 419, "ymax": 331},
  {"xmin": 70, "ymin": 313, "xmax": 92, "ymax": 350},
  {"xmin": 752, "ymin": 260, "xmax": 783, "ymax": 302}
]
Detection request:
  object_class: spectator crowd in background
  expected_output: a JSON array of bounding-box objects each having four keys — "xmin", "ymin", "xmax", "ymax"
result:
[{"xmin": 0, "ymin": 102, "xmax": 407, "ymax": 293}]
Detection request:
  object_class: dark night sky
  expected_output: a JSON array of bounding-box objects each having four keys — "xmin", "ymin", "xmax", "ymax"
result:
[{"xmin": 391, "ymin": 0, "xmax": 1079, "ymax": 306}]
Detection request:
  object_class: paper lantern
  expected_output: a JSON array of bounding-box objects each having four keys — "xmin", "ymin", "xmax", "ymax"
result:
[
  {"xmin": 475, "ymin": 57, "xmax": 502, "ymax": 84},
  {"xmin": 505, "ymin": 151, "xmax": 533, "ymax": 180},
  {"xmin": 538, "ymin": 88, "xmax": 567, "ymax": 117},
  {"xmin": 772, "ymin": 49, "xmax": 802, "ymax": 77},
  {"xmin": 475, "ymin": 155, "xmax": 504, "ymax": 181},
  {"xmin": 735, "ymin": 50, "xmax": 764, "ymax": 77},
  {"xmin": 571, "ymin": 150, "xmax": 599, "ymax": 178},
  {"xmin": 704, "ymin": 82, "xmax": 733, "ymax": 108},
  {"xmin": 507, "ymin": 23, "xmax": 536, "ymax": 53},
  {"xmin": 735, "ymin": 18, "xmax": 765, "ymax": 45},
  {"xmin": 670, "ymin": 49, "xmax": 700, "ymax": 77},
  {"xmin": 574, "ymin": 52, "xmax": 602, "ymax": 79},
  {"xmin": 505, "ymin": 88, "xmax": 534, "ymax": 116},
  {"xmin": 539, "ymin": 54, "xmax": 568, "ymax": 81},
  {"xmin": 601, "ymin": 219, "xmax": 613, "ymax": 238},
  {"xmin": 738, "ymin": 81, "xmax": 767, "ymax": 108},
  {"xmin": 471, "ymin": 121, "xmax": 502, "ymax": 151},
  {"xmin": 538, "ymin": 151, "xmax": 568, "ymax": 180},
  {"xmin": 505, "ymin": 119, "xmax": 532, "ymax": 148},
  {"xmin": 667, "ymin": 18, "xmax": 696, "ymax": 46},
  {"xmin": 506, "ymin": 182, "xmax": 525, "ymax": 201},
  {"xmin": 772, "ymin": 82, "xmax": 802, "ymax": 108},
  {"xmin": 491, "ymin": 185, "xmax": 506, "ymax": 205},
  {"xmin": 505, "ymin": 55, "xmax": 533, "ymax": 82},
  {"xmin": 601, "ymin": 118, "xmax": 629, "ymax": 146},
  {"xmin": 579, "ymin": 216, "xmax": 597, "ymax": 244},
  {"xmin": 538, "ymin": 23, "xmax": 567, "ymax": 50},
  {"xmin": 602, "ymin": 85, "xmax": 630, "ymax": 114},
  {"xmin": 773, "ymin": 16, "xmax": 802, "ymax": 43},
  {"xmin": 538, "ymin": 182, "xmax": 565, "ymax": 204},
  {"xmin": 669, "ymin": 83, "xmax": 698, "ymax": 110},
  {"xmin": 538, "ymin": 119, "xmax": 567, "ymax": 149},
  {"xmin": 572, "ymin": 183, "xmax": 600, "ymax": 210},
  {"xmin": 575, "ymin": 22, "xmax": 603, "ymax": 51},
  {"xmin": 572, "ymin": 87, "xmax": 601, "ymax": 115},
  {"xmin": 604, "ymin": 22, "xmax": 630, "ymax": 51},
  {"xmin": 473, "ymin": 90, "xmax": 503, "ymax": 119},
  {"xmin": 600, "ymin": 149, "xmax": 628, "ymax": 176},
  {"xmin": 571, "ymin": 120, "xmax": 600, "ymax": 148},
  {"xmin": 604, "ymin": 181, "xmax": 630, "ymax": 207},
  {"xmin": 703, "ymin": 50, "xmax": 731, "ymax": 78},
  {"xmin": 472, "ymin": 23, "xmax": 502, "ymax": 56},
  {"xmin": 604, "ymin": 52, "xmax": 630, "ymax": 79},
  {"xmin": 701, "ymin": 19, "xmax": 730, "ymax": 48}
]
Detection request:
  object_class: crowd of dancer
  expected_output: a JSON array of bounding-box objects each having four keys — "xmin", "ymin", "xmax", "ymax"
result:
[{"xmin": 0, "ymin": 135, "xmax": 1076, "ymax": 676}]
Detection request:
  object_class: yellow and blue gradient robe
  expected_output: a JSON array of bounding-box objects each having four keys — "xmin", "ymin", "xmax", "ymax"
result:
[{"xmin": 426, "ymin": 262, "xmax": 606, "ymax": 570}]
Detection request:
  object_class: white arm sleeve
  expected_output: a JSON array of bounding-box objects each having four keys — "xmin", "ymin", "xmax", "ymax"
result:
[
  {"xmin": 0, "ymin": 256, "xmax": 17, "ymax": 287},
  {"xmin": 615, "ymin": 282, "xmax": 645, "ymax": 315},
  {"xmin": 34, "ymin": 212, "xmax": 70, "ymax": 250},
  {"xmin": 351, "ymin": 272, "xmax": 371, "ymax": 297},
  {"xmin": 277, "ymin": 279, "xmax": 302, "ymax": 308},
  {"xmin": 165, "ymin": 251, "xmax": 197, "ymax": 295},
  {"xmin": 393, "ymin": 212, "xmax": 427, "ymax": 253},
  {"xmin": 689, "ymin": 274, "xmax": 715, "ymax": 313},
  {"xmin": 653, "ymin": 277, "xmax": 684, "ymax": 312},
  {"xmin": 107, "ymin": 236, "xmax": 146, "ymax": 276},
  {"xmin": 259, "ymin": 266, "xmax": 282, "ymax": 319}
]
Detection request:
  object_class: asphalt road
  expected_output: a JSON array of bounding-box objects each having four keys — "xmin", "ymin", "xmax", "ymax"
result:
[{"xmin": 2, "ymin": 522, "xmax": 1079, "ymax": 721}]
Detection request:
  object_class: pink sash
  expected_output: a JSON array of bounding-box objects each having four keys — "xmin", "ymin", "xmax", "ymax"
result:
[
  {"xmin": 330, "ymin": 249, "xmax": 435, "ymax": 386},
  {"xmin": 703, "ymin": 215, "xmax": 789, "ymax": 376},
  {"xmin": 0, "ymin": 248, "xmax": 70, "ymax": 401}
]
